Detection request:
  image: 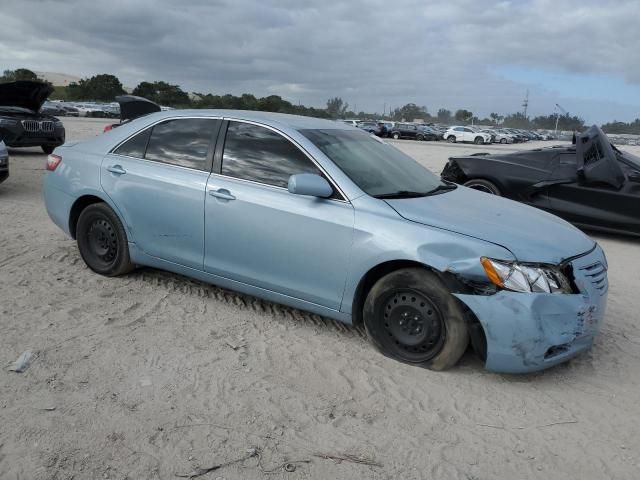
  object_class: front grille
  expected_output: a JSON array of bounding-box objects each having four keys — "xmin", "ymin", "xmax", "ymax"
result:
[
  {"xmin": 579, "ymin": 262, "xmax": 608, "ymax": 295},
  {"xmin": 21, "ymin": 120, "xmax": 55, "ymax": 132}
]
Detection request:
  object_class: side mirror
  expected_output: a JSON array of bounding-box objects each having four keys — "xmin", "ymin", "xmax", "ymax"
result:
[
  {"xmin": 287, "ymin": 173, "xmax": 333, "ymax": 198},
  {"xmin": 629, "ymin": 172, "xmax": 640, "ymax": 183}
]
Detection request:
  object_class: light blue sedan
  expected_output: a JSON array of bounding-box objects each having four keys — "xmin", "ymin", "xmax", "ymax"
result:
[{"xmin": 43, "ymin": 110, "xmax": 608, "ymax": 373}]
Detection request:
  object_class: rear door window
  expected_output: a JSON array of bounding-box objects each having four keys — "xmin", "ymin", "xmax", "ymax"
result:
[
  {"xmin": 221, "ymin": 121, "xmax": 322, "ymax": 188},
  {"xmin": 144, "ymin": 118, "xmax": 219, "ymax": 171}
]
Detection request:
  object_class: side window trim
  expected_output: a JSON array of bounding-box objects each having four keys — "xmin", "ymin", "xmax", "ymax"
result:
[{"xmin": 218, "ymin": 118, "xmax": 348, "ymax": 202}]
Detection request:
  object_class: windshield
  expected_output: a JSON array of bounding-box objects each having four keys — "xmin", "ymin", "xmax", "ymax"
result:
[{"xmin": 300, "ymin": 129, "xmax": 444, "ymax": 197}]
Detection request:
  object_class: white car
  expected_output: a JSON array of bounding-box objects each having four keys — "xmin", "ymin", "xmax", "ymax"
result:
[
  {"xmin": 480, "ymin": 129, "xmax": 514, "ymax": 144},
  {"xmin": 443, "ymin": 126, "xmax": 492, "ymax": 145}
]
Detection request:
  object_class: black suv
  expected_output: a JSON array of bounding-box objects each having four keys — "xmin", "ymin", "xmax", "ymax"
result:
[
  {"xmin": 0, "ymin": 81, "xmax": 66, "ymax": 154},
  {"xmin": 0, "ymin": 140, "xmax": 8, "ymax": 184},
  {"xmin": 390, "ymin": 123, "xmax": 426, "ymax": 140}
]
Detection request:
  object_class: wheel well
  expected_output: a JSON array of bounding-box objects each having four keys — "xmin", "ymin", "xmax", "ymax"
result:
[
  {"xmin": 350, "ymin": 260, "xmax": 488, "ymax": 360},
  {"xmin": 68, "ymin": 195, "xmax": 104, "ymax": 239}
]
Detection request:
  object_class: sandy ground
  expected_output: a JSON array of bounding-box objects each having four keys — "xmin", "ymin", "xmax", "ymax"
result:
[{"xmin": 1, "ymin": 117, "xmax": 639, "ymax": 480}]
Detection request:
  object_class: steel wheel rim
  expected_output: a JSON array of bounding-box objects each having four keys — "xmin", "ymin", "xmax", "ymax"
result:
[
  {"xmin": 380, "ymin": 289, "xmax": 446, "ymax": 360},
  {"xmin": 87, "ymin": 218, "xmax": 118, "ymax": 264}
]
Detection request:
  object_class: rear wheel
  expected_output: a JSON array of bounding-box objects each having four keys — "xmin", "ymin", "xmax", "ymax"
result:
[
  {"xmin": 416, "ymin": 134, "xmax": 424, "ymax": 141},
  {"xmin": 463, "ymin": 179, "xmax": 501, "ymax": 195},
  {"xmin": 364, "ymin": 268, "xmax": 469, "ymax": 370},
  {"xmin": 42, "ymin": 145, "xmax": 55, "ymax": 154},
  {"xmin": 76, "ymin": 203, "xmax": 134, "ymax": 276},
  {"xmin": 474, "ymin": 136, "xmax": 484, "ymax": 145},
  {"xmin": 447, "ymin": 135, "xmax": 456, "ymax": 143}
]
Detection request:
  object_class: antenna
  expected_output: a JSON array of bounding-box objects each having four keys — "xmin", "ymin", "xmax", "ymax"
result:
[{"xmin": 522, "ymin": 89, "xmax": 529, "ymax": 118}]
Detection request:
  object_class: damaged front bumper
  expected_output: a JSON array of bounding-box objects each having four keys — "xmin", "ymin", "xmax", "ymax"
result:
[{"xmin": 455, "ymin": 245, "xmax": 608, "ymax": 373}]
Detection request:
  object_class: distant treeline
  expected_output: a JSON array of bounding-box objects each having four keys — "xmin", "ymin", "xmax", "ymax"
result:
[{"xmin": 4, "ymin": 68, "xmax": 634, "ymax": 132}]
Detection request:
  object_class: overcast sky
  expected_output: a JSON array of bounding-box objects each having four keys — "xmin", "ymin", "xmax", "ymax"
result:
[{"xmin": 1, "ymin": 0, "xmax": 639, "ymax": 122}]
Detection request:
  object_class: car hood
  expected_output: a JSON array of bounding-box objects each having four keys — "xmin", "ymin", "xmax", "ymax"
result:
[
  {"xmin": 0, "ymin": 81, "xmax": 54, "ymax": 113},
  {"xmin": 385, "ymin": 186, "xmax": 595, "ymax": 264}
]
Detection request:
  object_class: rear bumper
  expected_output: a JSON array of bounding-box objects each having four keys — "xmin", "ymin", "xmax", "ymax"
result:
[{"xmin": 455, "ymin": 246, "xmax": 608, "ymax": 373}]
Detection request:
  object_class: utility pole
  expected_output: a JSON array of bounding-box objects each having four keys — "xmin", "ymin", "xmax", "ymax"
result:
[
  {"xmin": 554, "ymin": 103, "xmax": 568, "ymax": 135},
  {"xmin": 522, "ymin": 89, "xmax": 529, "ymax": 119}
]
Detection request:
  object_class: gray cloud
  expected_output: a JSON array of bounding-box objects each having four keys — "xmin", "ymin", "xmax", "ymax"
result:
[{"xmin": 1, "ymin": 0, "xmax": 638, "ymax": 122}]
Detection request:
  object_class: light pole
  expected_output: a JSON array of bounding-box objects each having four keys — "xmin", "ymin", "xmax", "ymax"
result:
[{"xmin": 554, "ymin": 103, "xmax": 567, "ymax": 136}]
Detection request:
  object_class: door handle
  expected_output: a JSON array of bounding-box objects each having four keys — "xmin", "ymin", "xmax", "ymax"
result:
[
  {"xmin": 107, "ymin": 165, "xmax": 127, "ymax": 175},
  {"xmin": 208, "ymin": 189, "xmax": 236, "ymax": 201}
]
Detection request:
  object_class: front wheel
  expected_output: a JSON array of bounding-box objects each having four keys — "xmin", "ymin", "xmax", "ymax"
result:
[
  {"xmin": 463, "ymin": 179, "xmax": 501, "ymax": 195},
  {"xmin": 500, "ymin": 138, "xmax": 507, "ymax": 144},
  {"xmin": 364, "ymin": 268, "xmax": 469, "ymax": 370},
  {"xmin": 447, "ymin": 135, "xmax": 456, "ymax": 143},
  {"xmin": 416, "ymin": 134, "xmax": 424, "ymax": 141},
  {"xmin": 474, "ymin": 136, "xmax": 484, "ymax": 145},
  {"xmin": 76, "ymin": 203, "xmax": 134, "ymax": 276},
  {"xmin": 392, "ymin": 132, "xmax": 400, "ymax": 140}
]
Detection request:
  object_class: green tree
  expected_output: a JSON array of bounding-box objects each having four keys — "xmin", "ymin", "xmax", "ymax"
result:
[
  {"xmin": 436, "ymin": 108, "xmax": 452, "ymax": 123},
  {"xmin": 391, "ymin": 103, "xmax": 428, "ymax": 121},
  {"xmin": 132, "ymin": 81, "xmax": 190, "ymax": 106},
  {"xmin": 489, "ymin": 112, "xmax": 504, "ymax": 125},
  {"xmin": 1, "ymin": 68, "xmax": 40, "ymax": 82},
  {"xmin": 67, "ymin": 74, "xmax": 125, "ymax": 101},
  {"xmin": 326, "ymin": 97, "xmax": 349, "ymax": 118},
  {"xmin": 454, "ymin": 109, "xmax": 473, "ymax": 123}
]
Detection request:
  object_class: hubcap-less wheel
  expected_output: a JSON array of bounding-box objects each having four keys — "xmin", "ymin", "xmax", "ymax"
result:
[
  {"xmin": 382, "ymin": 290, "xmax": 445, "ymax": 359},
  {"xmin": 87, "ymin": 218, "xmax": 118, "ymax": 264},
  {"xmin": 76, "ymin": 203, "xmax": 134, "ymax": 277}
]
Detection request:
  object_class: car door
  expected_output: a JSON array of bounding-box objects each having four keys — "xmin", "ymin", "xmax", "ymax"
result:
[
  {"xmin": 547, "ymin": 152, "xmax": 640, "ymax": 232},
  {"xmin": 463, "ymin": 128, "xmax": 475, "ymax": 142},
  {"xmin": 101, "ymin": 117, "xmax": 221, "ymax": 269},
  {"xmin": 203, "ymin": 120, "xmax": 355, "ymax": 310}
]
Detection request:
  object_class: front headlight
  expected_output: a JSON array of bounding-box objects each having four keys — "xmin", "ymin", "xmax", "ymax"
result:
[
  {"xmin": 54, "ymin": 120, "xmax": 63, "ymax": 127},
  {"xmin": 480, "ymin": 257, "xmax": 572, "ymax": 294}
]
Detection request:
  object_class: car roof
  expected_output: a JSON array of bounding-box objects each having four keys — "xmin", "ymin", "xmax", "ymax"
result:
[{"xmin": 136, "ymin": 109, "xmax": 354, "ymax": 131}]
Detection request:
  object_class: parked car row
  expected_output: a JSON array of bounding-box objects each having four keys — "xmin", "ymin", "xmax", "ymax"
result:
[{"xmin": 341, "ymin": 119, "xmax": 556, "ymax": 144}]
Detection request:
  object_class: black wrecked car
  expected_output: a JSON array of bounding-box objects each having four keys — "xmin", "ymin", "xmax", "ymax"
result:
[
  {"xmin": 0, "ymin": 81, "xmax": 65, "ymax": 154},
  {"xmin": 103, "ymin": 95, "xmax": 161, "ymax": 132},
  {"xmin": 441, "ymin": 125, "xmax": 640, "ymax": 236},
  {"xmin": 0, "ymin": 140, "xmax": 8, "ymax": 184}
]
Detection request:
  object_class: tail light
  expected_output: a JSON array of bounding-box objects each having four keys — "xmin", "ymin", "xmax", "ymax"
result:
[
  {"xmin": 103, "ymin": 124, "xmax": 113, "ymax": 133},
  {"xmin": 47, "ymin": 154, "xmax": 62, "ymax": 171}
]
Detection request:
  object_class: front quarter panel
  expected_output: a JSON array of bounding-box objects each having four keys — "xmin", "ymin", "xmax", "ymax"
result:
[{"xmin": 341, "ymin": 195, "xmax": 515, "ymax": 315}]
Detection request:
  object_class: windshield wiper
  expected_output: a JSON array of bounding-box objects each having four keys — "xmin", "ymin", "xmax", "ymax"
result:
[
  {"xmin": 424, "ymin": 183, "xmax": 458, "ymax": 195},
  {"xmin": 373, "ymin": 190, "xmax": 429, "ymax": 199}
]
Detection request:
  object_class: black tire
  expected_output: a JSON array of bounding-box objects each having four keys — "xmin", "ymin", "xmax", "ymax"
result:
[
  {"xmin": 474, "ymin": 136, "xmax": 484, "ymax": 145},
  {"xmin": 42, "ymin": 145, "xmax": 55, "ymax": 154},
  {"xmin": 500, "ymin": 138, "xmax": 507, "ymax": 144},
  {"xmin": 416, "ymin": 134, "xmax": 424, "ymax": 141},
  {"xmin": 447, "ymin": 135, "xmax": 456, "ymax": 143},
  {"xmin": 363, "ymin": 268, "xmax": 469, "ymax": 371},
  {"xmin": 463, "ymin": 179, "xmax": 501, "ymax": 195},
  {"xmin": 76, "ymin": 203, "xmax": 134, "ymax": 276},
  {"xmin": 392, "ymin": 132, "xmax": 400, "ymax": 140}
]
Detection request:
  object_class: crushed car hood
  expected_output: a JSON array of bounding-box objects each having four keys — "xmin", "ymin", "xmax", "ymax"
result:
[
  {"xmin": 0, "ymin": 81, "xmax": 54, "ymax": 113},
  {"xmin": 116, "ymin": 95, "xmax": 161, "ymax": 121},
  {"xmin": 385, "ymin": 186, "xmax": 595, "ymax": 264}
]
